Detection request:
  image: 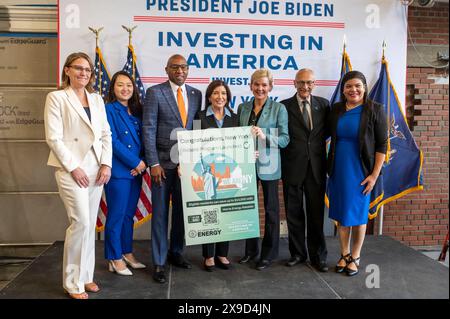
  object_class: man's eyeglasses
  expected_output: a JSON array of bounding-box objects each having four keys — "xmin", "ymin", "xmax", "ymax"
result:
[
  {"xmin": 296, "ymin": 80, "xmax": 315, "ymax": 87},
  {"xmin": 168, "ymin": 64, "xmax": 189, "ymax": 71},
  {"xmin": 69, "ymin": 65, "xmax": 92, "ymax": 73}
]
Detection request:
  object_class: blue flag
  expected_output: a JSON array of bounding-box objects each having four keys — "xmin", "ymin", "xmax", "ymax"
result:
[
  {"xmin": 368, "ymin": 57, "xmax": 424, "ymax": 217},
  {"xmin": 330, "ymin": 51, "xmax": 352, "ymax": 106},
  {"xmin": 325, "ymin": 49, "xmax": 353, "ymax": 212},
  {"xmin": 93, "ymin": 46, "xmax": 111, "ymax": 100},
  {"xmin": 122, "ymin": 44, "xmax": 146, "ymax": 103}
]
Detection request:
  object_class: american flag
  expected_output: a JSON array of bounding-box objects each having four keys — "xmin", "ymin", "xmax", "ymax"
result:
[
  {"xmin": 122, "ymin": 44, "xmax": 146, "ymax": 104},
  {"xmin": 93, "ymin": 46, "xmax": 110, "ymax": 100},
  {"xmin": 96, "ymin": 44, "xmax": 153, "ymax": 232},
  {"xmin": 97, "ymin": 170, "xmax": 153, "ymax": 232}
]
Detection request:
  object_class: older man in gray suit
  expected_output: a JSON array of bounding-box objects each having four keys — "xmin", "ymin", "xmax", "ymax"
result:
[{"xmin": 143, "ymin": 54, "xmax": 202, "ymax": 283}]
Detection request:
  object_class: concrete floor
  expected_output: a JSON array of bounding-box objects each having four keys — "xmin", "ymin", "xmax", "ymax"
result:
[
  {"xmin": 415, "ymin": 247, "xmax": 449, "ymax": 267},
  {"xmin": 0, "ymin": 245, "xmax": 49, "ymax": 291},
  {"xmin": 0, "ymin": 236, "xmax": 448, "ymax": 299}
]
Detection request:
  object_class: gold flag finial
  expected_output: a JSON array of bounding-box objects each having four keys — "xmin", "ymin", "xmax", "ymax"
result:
[
  {"xmin": 88, "ymin": 27, "xmax": 104, "ymax": 47},
  {"xmin": 382, "ymin": 40, "xmax": 387, "ymax": 60},
  {"xmin": 122, "ymin": 25, "xmax": 138, "ymax": 46},
  {"xmin": 343, "ymin": 34, "xmax": 347, "ymax": 53}
]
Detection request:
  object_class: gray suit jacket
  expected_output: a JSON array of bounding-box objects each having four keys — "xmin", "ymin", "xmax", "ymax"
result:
[{"xmin": 143, "ymin": 81, "xmax": 202, "ymax": 169}]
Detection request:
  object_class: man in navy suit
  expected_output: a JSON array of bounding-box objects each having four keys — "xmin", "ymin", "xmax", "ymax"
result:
[{"xmin": 143, "ymin": 55, "xmax": 202, "ymax": 283}]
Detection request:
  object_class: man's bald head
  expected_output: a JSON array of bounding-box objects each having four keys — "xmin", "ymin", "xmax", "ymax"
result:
[
  {"xmin": 166, "ymin": 54, "xmax": 187, "ymax": 67},
  {"xmin": 296, "ymin": 68, "xmax": 315, "ymax": 79},
  {"xmin": 294, "ymin": 68, "xmax": 316, "ymax": 99},
  {"xmin": 165, "ymin": 54, "xmax": 189, "ymax": 86}
]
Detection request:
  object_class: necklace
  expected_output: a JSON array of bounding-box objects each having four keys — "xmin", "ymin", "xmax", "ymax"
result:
[{"xmin": 345, "ymin": 103, "xmax": 359, "ymax": 111}]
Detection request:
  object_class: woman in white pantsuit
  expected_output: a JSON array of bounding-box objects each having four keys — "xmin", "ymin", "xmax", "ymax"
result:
[{"xmin": 44, "ymin": 52, "xmax": 112, "ymax": 299}]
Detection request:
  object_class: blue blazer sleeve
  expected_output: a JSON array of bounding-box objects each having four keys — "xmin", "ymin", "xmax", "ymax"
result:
[
  {"xmin": 263, "ymin": 102, "xmax": 290, "ymax": 149},
  {"xmin": 106, "ymin": 104, "xmax": 141, "ymax": 170}
]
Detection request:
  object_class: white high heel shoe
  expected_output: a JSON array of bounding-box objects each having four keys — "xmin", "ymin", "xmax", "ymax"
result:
[
  {"xmin": 123, "ymin": 255, "xmax": 146, "ymax": 269},
  {"xmin": 108, "ymin": 260, "xmax": 133, "ymax": 276}
]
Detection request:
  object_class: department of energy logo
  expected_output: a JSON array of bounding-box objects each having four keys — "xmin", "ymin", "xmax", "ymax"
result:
[
  {"xmin": 188, "ymin": 230, "xmax": 197, "ymax": 238},
  {"xmin": 191, "ymin": 153, "xmax": 251, "ymax": 200}
]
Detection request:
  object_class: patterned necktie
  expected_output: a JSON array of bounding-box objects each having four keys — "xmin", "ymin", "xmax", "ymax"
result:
[
  {"xmin": 301, "ymin": 100, "xmax": 311, "ymax": 130},
  {"xmin": 177, "ymin": 87, "xmax": 187, "ymax": 127}
]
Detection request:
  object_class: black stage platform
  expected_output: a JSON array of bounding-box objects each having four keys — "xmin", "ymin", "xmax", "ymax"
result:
[{"xmin": 0, "ymin": 236, "xmax": 448, "ymax": 299}]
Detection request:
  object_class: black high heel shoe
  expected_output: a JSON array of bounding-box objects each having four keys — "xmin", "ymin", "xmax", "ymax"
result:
[
  {"xmin": 335, "ymin": 253, "xmax": 351, "ymax": 273},
  {"xmin": 345, "ymin": 256, "xmax": 360, "ymax": 276},
  {"xmin": 215, "ymin": 256, "xmax": 231, "ymax": 270},
  {"xmin": 203, "ymin": 259, "xmax": 215, "ymax": 272}
]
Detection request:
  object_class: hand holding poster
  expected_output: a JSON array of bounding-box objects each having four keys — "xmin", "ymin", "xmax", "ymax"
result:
[{"xmin": 177, "ymin": 126, "xmax": 259, "ymax": 246}]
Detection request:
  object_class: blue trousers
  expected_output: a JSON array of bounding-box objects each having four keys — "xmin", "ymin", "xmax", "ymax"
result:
[
  {"xmin": 104, "ymin": 177, "xmax": 141, "ymax": 260},
  {"xmin": 151, "ymin": 168, "xmax": 185, "ymax": 266}
]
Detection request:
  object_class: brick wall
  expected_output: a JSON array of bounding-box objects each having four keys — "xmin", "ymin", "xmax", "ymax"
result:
[
  {"xmin": 378, "ymin": 3, "xmax": 449, "ymax": 246},
  {"xmin": 408, "ymin": 3, "xmax": 449, "ymax": 45}
]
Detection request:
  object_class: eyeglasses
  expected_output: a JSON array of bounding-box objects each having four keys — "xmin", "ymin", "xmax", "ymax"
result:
[
  {"xmin": 168, "ymin": 64, "xmax": 189, "ymax": 71},
  {"xmin": 69, "ymin": 65, "xmax": 92, "ymax": 73},
  {"xmin": 296, "ymin": 80, "xmax": 315, "ymax": 86}
]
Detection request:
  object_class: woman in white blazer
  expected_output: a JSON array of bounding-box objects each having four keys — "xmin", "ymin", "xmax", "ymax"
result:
[{"xmin": 44, "ymin": 52, "xmax": 112, "ymax": 299}]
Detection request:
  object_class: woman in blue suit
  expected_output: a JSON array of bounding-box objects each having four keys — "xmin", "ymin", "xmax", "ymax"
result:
[
  {"xmin": 104, "ymin": 71, "xmax": 147, "ymax": 275},
  {"xmin": 237, "ymin": 69, "xmax": 290, "ymax": 270}
]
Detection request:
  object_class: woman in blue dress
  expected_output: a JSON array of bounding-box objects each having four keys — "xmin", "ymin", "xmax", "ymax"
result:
[
  {"xmin": 327, "ymin": 71, "xmax": 388, "ymax": 276},
  {"xmin": 104, "ymin": 71, "xmax": 147, "ymax": 275}
]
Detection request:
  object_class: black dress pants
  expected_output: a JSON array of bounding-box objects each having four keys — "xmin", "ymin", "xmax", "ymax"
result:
[
  {"xmin": 244, "ymin": 179, "xmax": 280, "ymax": 261},
  {"xmin": 202, "ymin": 242, "xmax": 229, "ymax": 259},
  {"xmin": 285, "ymin": 165, "xmax": 327, "ymax": 263}
]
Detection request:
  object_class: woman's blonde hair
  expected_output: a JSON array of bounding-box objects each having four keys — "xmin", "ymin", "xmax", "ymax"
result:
[
  {"xmin": 250, "ymin": 68, "xmax": 273, "ymax": 87},
  {"xmin": 60, "ymin": 52, "xmax": 95, "ymax": 93}
]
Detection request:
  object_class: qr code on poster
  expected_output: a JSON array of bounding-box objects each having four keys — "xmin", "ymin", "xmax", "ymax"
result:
[{"xmin": 202, "ymin": 208, "xmax": 219, "ymax": 225}]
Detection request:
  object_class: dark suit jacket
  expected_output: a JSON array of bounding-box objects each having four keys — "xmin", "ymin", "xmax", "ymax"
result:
[
  {"xmin": 196, "ymin": 107, "xmax": 239, "ymax": 129},
  {"xmin": 142, "ymin": 81, "xmax": 202, "ymax": 169},
  {"xmin": 327, "ymin": 101, "xmax": 388, "ymax": 177},
  {"xmin": 280, "ymin": 94, "xmax": 330, "ymax": 185}
]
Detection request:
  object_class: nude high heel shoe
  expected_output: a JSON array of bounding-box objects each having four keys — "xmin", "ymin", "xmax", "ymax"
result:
[
  {"xmin": 108, "ymin": 260, "xmax": 133, "ymax": 276},
  {"xmin": 123, "ymin": 255, "xmax": 146, "ymax": 269}
]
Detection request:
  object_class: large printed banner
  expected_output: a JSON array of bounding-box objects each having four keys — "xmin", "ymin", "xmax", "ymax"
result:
[
  {"xmin": 177, "ymin": 126, "xmax": 259, "ymax": 245},
  {"xmin": 59, "ymin": 0, "xmax": 408, "ymax": 110}
]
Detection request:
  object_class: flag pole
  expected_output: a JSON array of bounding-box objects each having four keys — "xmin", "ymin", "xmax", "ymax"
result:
[
  {"xmin": 378, "ymin": 40, "xmax": 387, "ymax": 236},
  {"xmin": 121, "ymin": 25, "xmax": 137, "ymax": 46},
  {"xmin": 342, "ymin": 34, "xmax": 347, "ymax": 73},
  {"xmin": 122, "ymin": 25, "xmax": 138, "ymax": 78},
  {"xmin": 88, "ymin": 26, "xmax": 103, "ymax": 47},
  {"xmin": 88, "ymin": 27, "xmax": 104, "ymax": 103},
  {"xmin": 343, "ymin": 34, "xmax": 347, "ymax": 53}
]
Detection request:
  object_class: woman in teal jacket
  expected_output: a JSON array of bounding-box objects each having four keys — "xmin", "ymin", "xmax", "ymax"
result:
[{"xmin": 237, "ymin": 68, "xmax": 290, "ymax": 270}]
